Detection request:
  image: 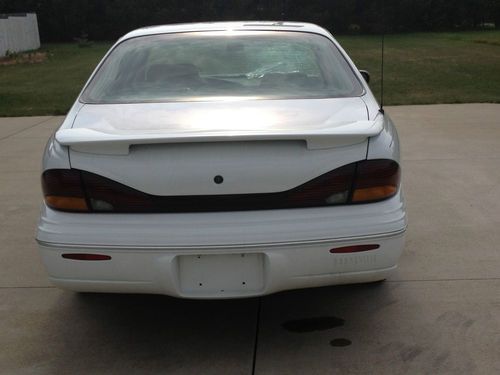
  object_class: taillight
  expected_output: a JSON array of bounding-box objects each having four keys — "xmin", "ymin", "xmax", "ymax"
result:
[
  {"xmin": 352, "ymin": 160, "xmax": 400, "ymax": 203},
  {"xmin": 81, "ymin": 171, "xmax": 155, "ymax": 212},
  {"xmin": 42, "ymin": 170, "xmax": 89, "ymax": 212},
  {"xmin": 42, "ymin": 169, "xmax": 154, "ymax": 213},
  {"xmin": 287, "ymin": 163, "xmax": 356, "ymax": 206},
  {"xmin": 41, "ymin": 159, "xmax": 400, "ymax": 213}
]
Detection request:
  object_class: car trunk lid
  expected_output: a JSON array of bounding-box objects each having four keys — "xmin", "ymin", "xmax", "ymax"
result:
[{"xmin": 62, "ymin": 98, "xmax": 377, "ymax": 196}]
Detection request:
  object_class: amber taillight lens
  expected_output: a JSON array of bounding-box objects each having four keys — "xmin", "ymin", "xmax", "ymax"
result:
[{"xmin": 41, "ymin": 159, "xmax": 400, "ymax": 213}]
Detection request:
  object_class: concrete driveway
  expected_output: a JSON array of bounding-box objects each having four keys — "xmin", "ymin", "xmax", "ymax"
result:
[{"xmin": 1, "ymin": 104, "xmax": 499, "ymax": 374}]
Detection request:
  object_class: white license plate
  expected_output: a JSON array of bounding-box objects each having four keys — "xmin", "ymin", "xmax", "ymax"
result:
[{"xmin": 178, "ymin": 253, "xmax": 265, "ymax": 295}]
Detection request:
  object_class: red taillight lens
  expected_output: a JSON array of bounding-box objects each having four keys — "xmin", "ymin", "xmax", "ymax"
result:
[
  {"xmin": 352, "ymin": 159, "xmax": 400, "ymax": 203},
  {"xmin": 42, "ymin": 170, "xmax": 89, "ymax": 212},
  {"xmin": 81, "ymin": 171, "xmax": 154, "ymax": 212},
  {"xmin": 287, "ymin": 163, "xmax": 356, "ymax": 206}
]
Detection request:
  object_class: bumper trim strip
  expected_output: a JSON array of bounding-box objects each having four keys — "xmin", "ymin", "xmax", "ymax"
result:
[{"xmin": 36, "ymin": 226, "xmax": 406, "ymax": 251}]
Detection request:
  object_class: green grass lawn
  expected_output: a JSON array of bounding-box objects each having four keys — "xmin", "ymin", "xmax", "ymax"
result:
[
  {"xmin": 1, "ymin": 30, "xmax": 499, "ymax": 116},
  {"xmin": 0, "ymin": 43, "xmax": 111, "ymax": 117},
  {"xmin": 338, "ymin": 31, "xmax": 500, "ymax": 106}
]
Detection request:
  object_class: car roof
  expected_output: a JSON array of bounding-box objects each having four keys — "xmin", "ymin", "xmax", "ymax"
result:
[{"xmin": 120, "ymin": 21, "xmax": 332, "ymax": 41}]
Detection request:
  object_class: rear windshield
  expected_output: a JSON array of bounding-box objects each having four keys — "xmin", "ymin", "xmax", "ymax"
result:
[{"xmin": 81, "ymin": 31, "xmax": 364, "ymax": 103}]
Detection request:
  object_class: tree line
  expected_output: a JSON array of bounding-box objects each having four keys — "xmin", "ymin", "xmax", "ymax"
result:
[{"xmin": 1, "ymin": 0, "xmax": 499, "ymax": 42}]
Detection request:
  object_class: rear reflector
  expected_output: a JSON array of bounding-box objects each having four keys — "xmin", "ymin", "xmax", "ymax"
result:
[
  {"xmin": 329, "ymin": 244, "xmax": 380, "ymax": 253},
  {"xmin": 62, "ymin": 253, "xmax": 111, "ymax": 261}
]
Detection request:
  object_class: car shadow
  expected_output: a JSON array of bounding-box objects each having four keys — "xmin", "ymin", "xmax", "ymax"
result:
[{"xmin": 41, "ymin": 282, "xmax": 397, "ymax": 374}]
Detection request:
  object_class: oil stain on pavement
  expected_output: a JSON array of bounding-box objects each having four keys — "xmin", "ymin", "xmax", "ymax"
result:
[
  {"xmin": 282, "ymin": 316, "xmax": 352, "ymax": 347},
  {"xmin": 330, "ymin": 338, "xmax": 352, "ymax": 347}
]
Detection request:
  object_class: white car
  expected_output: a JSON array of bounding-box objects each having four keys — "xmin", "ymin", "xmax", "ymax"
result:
[{"xmin": 36, "ymin": 22, "xmax": 406, "ymax": 299}]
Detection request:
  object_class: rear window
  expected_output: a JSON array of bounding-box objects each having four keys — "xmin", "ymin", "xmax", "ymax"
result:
[{"xmin": 81, "ymin": 31, "xmax": 364, "ymax": 103}]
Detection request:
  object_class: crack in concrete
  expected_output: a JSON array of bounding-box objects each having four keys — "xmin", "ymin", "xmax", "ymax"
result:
[{"xmin": 0, "ymin": 116, "xmax": 56, "ymax": 142}]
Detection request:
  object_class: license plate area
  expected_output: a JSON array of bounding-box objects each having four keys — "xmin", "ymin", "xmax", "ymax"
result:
[{"xmin": 178, "ymin": 253, "xmax": 265, "ymax": 296}]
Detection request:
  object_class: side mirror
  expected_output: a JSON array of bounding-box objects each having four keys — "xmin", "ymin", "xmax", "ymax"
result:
[{"xmin": 359, "ymin": 70, "xmax": 370, "ymax": 84}]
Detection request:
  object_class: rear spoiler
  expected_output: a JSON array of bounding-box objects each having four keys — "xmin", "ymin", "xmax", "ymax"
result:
[{"xmin": 56, "ymin": 117, "xmax": 384, "ymax": 155}]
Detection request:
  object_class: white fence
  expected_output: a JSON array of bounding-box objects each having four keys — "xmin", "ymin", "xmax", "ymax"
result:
[{"xmin": 0, "ymin": 13, "xmax": 40, "ymax": 56}]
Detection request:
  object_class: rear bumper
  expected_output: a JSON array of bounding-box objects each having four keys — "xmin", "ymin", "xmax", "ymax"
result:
[
  {"xmin": 36, "ymin": 191, "xmax": 406, "ymax": 298},
  {"xmin": 38, "ymin": 230, "xmax": 404, "ymax": 298}
]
